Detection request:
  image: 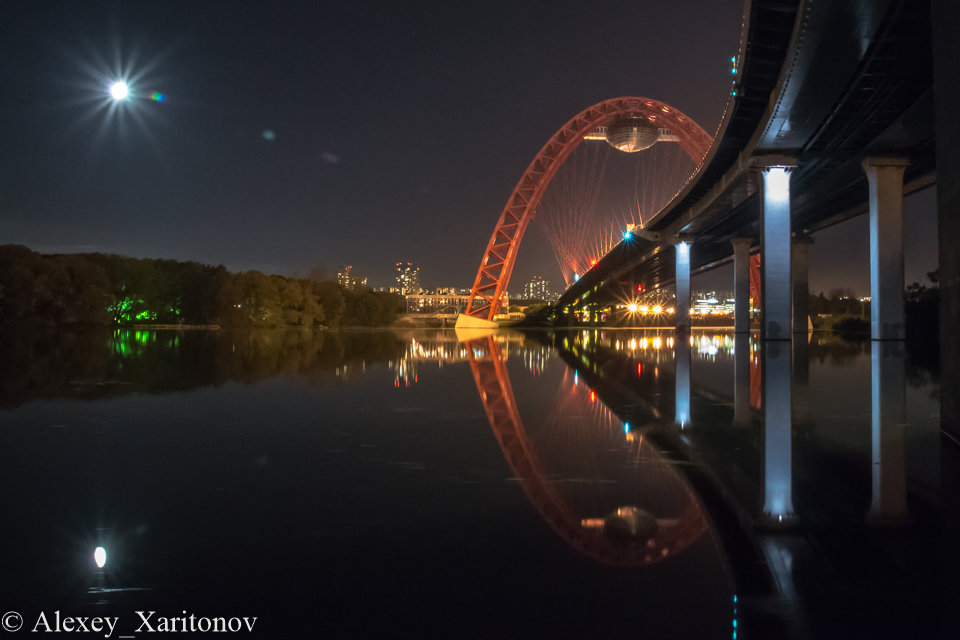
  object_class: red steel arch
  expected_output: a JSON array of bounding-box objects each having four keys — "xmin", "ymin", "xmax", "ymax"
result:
[{"xmin": 465, "ymin": 96, "xmax": 713, "ymax": 320}]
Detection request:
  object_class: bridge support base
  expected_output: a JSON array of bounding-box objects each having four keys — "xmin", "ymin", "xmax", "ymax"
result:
[{"xmin": 455, "ymin": 314, "xmax": 499, "ymax": 330}]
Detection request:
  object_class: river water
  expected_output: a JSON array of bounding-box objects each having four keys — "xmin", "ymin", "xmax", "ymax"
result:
[{"xmin": 0, "ymin": 328, "xmax": 946, "ymax": 638}]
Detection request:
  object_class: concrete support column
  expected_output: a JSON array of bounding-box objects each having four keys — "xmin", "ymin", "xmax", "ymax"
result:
[
  {"xmin": 868, "ymin": 341, "xmax": 912, "ymax": 527},
  {"xmin": 862, "ymin": 157, "xmax": 909, "ymax": 340},
  {"xmin": 792, "ymin": 235, "xmax": 813, "ymax": 333},
  {"xmin": 731, "ymin": 238, "xmax": 753, "ymax": 334},
  {"xmin": 733, "ymin": 333, "xmax": 751, "ymax": 427},
  {"xmin": 761, "ymin": 340, "xmax": 796, "ymax": 528},
  {"xmin": 675, "ymin": 334, "xmax": 691, "ymax": 428},
  {"xmin": 758, "ymin": 159, "xmax": 797, "ymax": 341},
  {"xmin": 675, "ymin": 240, "xmax": 691, "ymax": 333}
]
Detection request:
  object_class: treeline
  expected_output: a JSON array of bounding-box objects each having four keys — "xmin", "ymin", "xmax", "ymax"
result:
[
  {"xmin": 0, "ymin": 328, "xmax": 407, "ymax": 408},
  {"xmin": 0, "ymin": 245, "xmax": 402, "ymax": 327}
]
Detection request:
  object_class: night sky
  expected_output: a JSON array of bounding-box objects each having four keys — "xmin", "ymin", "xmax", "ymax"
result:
[{"xmin": 0, "ymin": 0, "xmax": 937, "ymax": 294}]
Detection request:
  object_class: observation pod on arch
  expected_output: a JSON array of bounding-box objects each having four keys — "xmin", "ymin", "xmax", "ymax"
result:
[{"xmin": 458, "ymin": 96, "xmax": 713, "ymax": 326}]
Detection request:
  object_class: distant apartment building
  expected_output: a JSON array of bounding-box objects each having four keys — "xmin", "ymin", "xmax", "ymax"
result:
[
  {"xmin": 522, "ymin": 275, "xmax": 551, "ymax": 301},
  {"xmin": 336, "ymin": 265, "xmax": 368, "ymax": 290},
  {"xmin": 395, "ymin": 262, "xmax": 421, "ymax": 294},
  {"xmin": 692, "ymin": 290, "xmax": 735, "ymax": 315}
]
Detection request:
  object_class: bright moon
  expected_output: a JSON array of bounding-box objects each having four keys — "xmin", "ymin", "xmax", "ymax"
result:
[
  {"xmin": 109, "ymin": 81, "xmax": 129, "ymax": 101},
  {"xmin": 94, "ymin": 546, "xmax": 107, "ymax": 568}
]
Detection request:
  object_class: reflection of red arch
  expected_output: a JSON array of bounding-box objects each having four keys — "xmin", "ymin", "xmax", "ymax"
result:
[
  {"xmin": 464, "ymin": 97, "xmax": 714, "ymax": 321},
  {"xmin": 465, "ymin": 335, "xmax": 707, "ymax": 566}
]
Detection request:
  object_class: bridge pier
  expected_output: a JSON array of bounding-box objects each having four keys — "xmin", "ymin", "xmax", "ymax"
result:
[
  {"xmin": 731, "ymin": 238, "xmax": 752, "ymax": 334},
  {"xmin": 862, "ymin": 157, "xmax": 909, "ymax": 340},
  {"xmin": 791, "ymin": 234, "xmax": 813, "ymax": 333},
  {"xmin": 758, "ymin": 159, "xmax": 797, "ymax": 341},
  {"xmin": 675, "ymin": 240, "xmax": 691, "ymax": 333}
]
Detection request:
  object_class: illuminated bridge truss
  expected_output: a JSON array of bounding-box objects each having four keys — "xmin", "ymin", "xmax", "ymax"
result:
[{"xmin": 464, "ymin": 96, "xmax": 713, "ymax": 321}]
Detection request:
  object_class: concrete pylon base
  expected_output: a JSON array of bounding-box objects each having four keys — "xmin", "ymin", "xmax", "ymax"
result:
[{"xmin": 455, "ymin": 314, "xmax": 498, "ymax": 329}]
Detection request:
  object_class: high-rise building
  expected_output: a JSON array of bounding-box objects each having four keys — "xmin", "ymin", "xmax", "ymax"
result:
[
  {"xmin": 336, "ymin": 265, "xmax": 368, "ymax": 290},
  {"xmin": 522, "ymin": 275, "xmax": 551, "ymax": 301},
  {"xmin": 395, "ymin": 262, "xmax": 421, "ymax": 294}
]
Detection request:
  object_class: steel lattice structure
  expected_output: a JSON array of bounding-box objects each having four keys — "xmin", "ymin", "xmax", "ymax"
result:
[{"xmin": 464, "ymin": 96, "xmax": 713, "ymax": 321}]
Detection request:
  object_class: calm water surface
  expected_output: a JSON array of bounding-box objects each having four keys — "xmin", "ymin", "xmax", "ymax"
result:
[{"xmin": 0, "ymin": 328, "xmax": 945, "ymax": 638}]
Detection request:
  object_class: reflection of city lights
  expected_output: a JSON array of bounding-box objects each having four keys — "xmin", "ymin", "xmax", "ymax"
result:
[{"xmin": 589, "ymin": 390, "xmax": 596, "ymax": 403}]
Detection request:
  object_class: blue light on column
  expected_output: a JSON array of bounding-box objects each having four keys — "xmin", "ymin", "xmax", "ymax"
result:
[{"xmin": 764, "ymin": 166, "xmax": 791, "ymax": 203}]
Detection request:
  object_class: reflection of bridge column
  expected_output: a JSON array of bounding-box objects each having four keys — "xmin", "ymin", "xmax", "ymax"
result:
[
  {"xmin": 791, "ymin": 332, "xmax": 811, "ymax": 428},
  {"xmin": 758, "ymin": 158, "xmax": 797, "ymax": 341},
  {"xmin": 733, "ymin": 333, "xmax": 751, "ymax": 427},
  {"xmin": 791, "ymin": 234, "xmax": 813, "ymax": 333},
  {"xmin": 762, "ymin": 341, "xmax": 796, "ymax": 527},
  {"xmin": 862, "ymin": 157, "xmax": 909, "ymax": 341},
  {"xmin": 731, "ymin": 238, "xmax": 752, "ymax": 334},
  {"xmin": 675, "ymin": 240, "xmax": 691, "ymax": 333},
  {"xmin": 675, "ymin": 334, "xmax": 691, "ymax": 428},
  {"xmin": 868, "ymin": 341, "xmax": 912, "ymax": 526}
]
